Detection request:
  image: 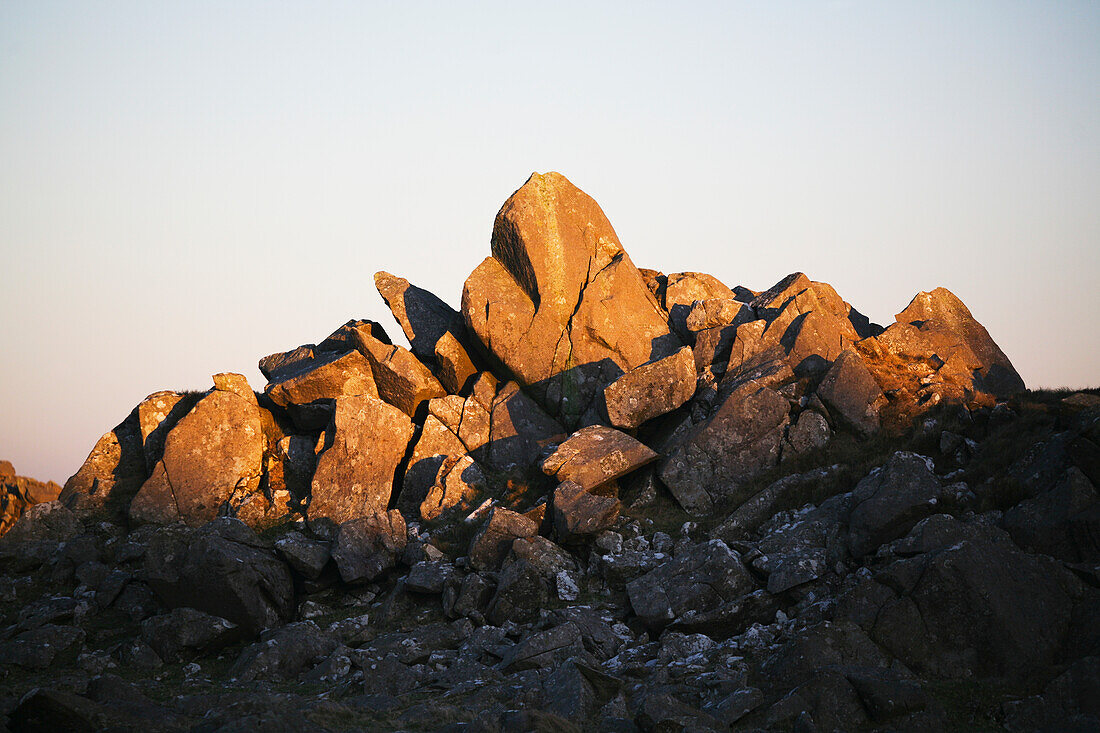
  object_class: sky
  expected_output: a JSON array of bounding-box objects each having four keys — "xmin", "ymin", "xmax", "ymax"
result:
[{"xmin": 1, "ymin": 1, "xmax": 1098, "ymax": 483}]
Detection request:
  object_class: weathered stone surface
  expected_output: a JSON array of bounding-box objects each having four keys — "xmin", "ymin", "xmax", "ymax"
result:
[
  {"xmin": 838, "ymin": 524, "xmax": 1076, "ymax": 680},
  {"xmin": 0, "ymin": 624, "xmax": 85, "ymax": 669},
  {"xmin": 486, "ymin": 381, "xmax": 566, "ymax": 472},
  {"xmin": 136, "ymin": 390, "xmax": 190, "ymax": 473},
  {"xmin": 816, "ymin": 349, "xmax": 884, "ymax": 437},
  {"xmin": 419, "ymin": 454, "xmax": 487, "ymax": 522},
  {"xmin": 375, "ymin": 271, "xmax": 483, "ymax": 393},
  {"xmin": 660, "ymin": 379, "xmax": 791, "ymax": 515},
  {"xmin": 662, "ymin": 271, "xmax": 738, "ymax": 341},
  {"xmin": 264, "ymin": 349, "xmax": 377, "ymax": 408},
  {"xmin": 468, "ymin": 507, "xmax": 538, "ymax": 571},
  {"xmin": 603, "ymin": 346, "xmax": 697, "ymax": 429},
  {"xmin": 130, "ymin": 375, "xmax": 265, "ymax": 527},
  {"xmin": 350, "ymin": 321, "xmax": 446, "ymax": 417},
  {"xmin": 405, "ymin": 560, "xmax": 456, "ymax": 594},
  {"xmin": 501, "ymin": 622, "xmax": 585, "ymax": 671},
  {"xmin": 894, "ymin": 287, "xmax": 1024, "ymax": 397},
  {"xmin": 308, "ymin": 394, "xmax": 414, "ymax": 528},
  {"xmin": 59, "ymin": 406, "xmax": 147, "ymax": 522},
  {"xmin": 684, "ymin": 297, "xmax": 753, "ymax": 335},
  {"xmin": 228, "ymin": 621, "xmax": 338, "ymax": 682},
  {"xmin": 330, "ymin": 510, "xmax": 407, "ymax": 583},
  {"xmin": 462, "ymin": 172, "xmax": 681, "ymax": 428},
  {"xmin": 1003, "ymin": 466, "xmax": 1100, "ymax": 563},
  {"xmin": 273, "ymin": 531, "xmax": 331, "ymax": 579},
  {"xmin": 397, "ymin": 415, "xmax": 470, "ymax": 516},
  {"xmin": 258, "ymin": 344, "xmax": 317, "ymax": 381},
  {"xmin": 627, "ymin": 540, "xmax": 756, "ymax": 629},
  {"xmin": 785, "ymin": 410, "xmax": 831, "ymax": 454},
  {"xmin": 142, "ymin": 519, "xmax": 294, "ymax": 635},
  {"xmin": 846, "ymin": 452, "xmax": 946, "ymax": 557},
  {"xmin": 541, "ymin": 425, "xmax": 658, "ymax": 491},
  {"xmin": 551, "ymin": 481, "xmax": 621, "ymax": 543},
  {"xmin": 140, "ymin": 607, "xmax": 241, "ymax": 661}
]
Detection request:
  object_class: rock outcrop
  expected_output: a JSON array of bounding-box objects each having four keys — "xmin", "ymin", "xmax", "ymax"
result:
[{"xmin": 7, "ymin": 171, "xmax": 1072, "ymax": 733}]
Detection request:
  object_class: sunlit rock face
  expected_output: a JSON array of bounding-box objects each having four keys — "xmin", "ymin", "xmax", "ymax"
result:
[{"xmin": 462, "ymin": 172, "xmax": 684, "ymax": 429}]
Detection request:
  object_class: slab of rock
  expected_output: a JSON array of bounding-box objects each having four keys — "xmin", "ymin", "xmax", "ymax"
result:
[
  {"xmin": 468, "ymin": 507, "xmax": 538, "ymax": 571},
  {"xmin": 259, "ymin": 344, "xmax": 317, "ymax": 381},
  {"xmin": 264, "ymin": 349, "xmax": 378, "ymax": 408},
  {"xmin": 130, "ymin": 375, "xmax": 266, "ymax": 527},
  {"xmin": 375, "ymin": 271, "xmax": 483, "ymax": 393},
  {"xmin": 541, "ymin": 425, "xmax": 658, "ymax": 491},
  {"xmin": 501, "ymin": 622, "xmax": 585, "ymax": 671},
  {"xmin": 603, "ymin": 346, "xmax": 697, "ymax": 429},
  {"xmin": 662, "ymin": 271, "xmax": 738, "ymax": 341},
  {"xmin": 894, "ymin": 287, "xmax": 1024, "ymax": 397},
  {"xmin": 331, "ymin": 510, "xmax": 407, "ymax": 583},
  {"xmin": 140, "ymin": 607, "xmax": 241, "ymax": 661},
  {"xmin": 309, "ymin": 394, "xmax": 415, "ymax": 528},
  {"xmin": 274, "ymin": 531, "xmax": 331, "ymax": 579},
  {"xmin": 660, "ymin": 380, "xmax": 790, "ymax": 515},
  {"xmin": 350, "ymin": 322, "xmax": 446, "ymax": 417},
  {"xmin": 228, "ymin": 620, "xmax": 338, "ymax": 682},
  {"xmin": 626, "ymin": 540, "xmax": 756, "ymax": 629},
  {"xmin": 397, "ymin": 415, "xmax": 471, "ymax": 515},
  {"xmin": 142, "ymin": 518, "xmax": 294, "ymax": 635},
  {"xmin": 462, "ymin": 172, "xmax": 681, "ymax": 428},
  {"xmin": 816, "ymin": 350, "xmax": 885, "ymax": 437},
  {"xmin": 551, "ymin": 481, "xmax": 622, "ymax": 543}
]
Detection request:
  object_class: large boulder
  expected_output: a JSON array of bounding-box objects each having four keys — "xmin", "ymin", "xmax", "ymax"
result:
[
  {"xmin": 485, "ymin": 381, "xmax": 566, "ymax": 472},
  {"xmin": 845, "ymin": 452, "xmax": 948, "ymax": 557},
  {"xmin": 349, "ymin": 320, "xmax": 446, "ymax": 417},
  {"xmin": 308, "ymin": 394, "xmax": 415, "ymax": 529},
  {"xmin": 550, "ymin": 481, "xmax": 621, "ymax": 543},
  {"xmin": 462, "ymin": 172, "xmax": 682, "ymax": 428},
  {"xmin": 129, "ymin": 375, "xmax": 266, "ymax": 528},
  {"xmin": 142, "ymin": 518, "xmax": 294, "ymax": 635},
  {"xmin": 468, "ymin": 507, "xmax": 538, "ymax": 571},
  {"xmin": 660, "ymin": 375, "xmax": 791, "ymax": 515},
  {"xmin": 893, "ymin": 287, "xmax": 1024, "ymax": 397},
  {"xmin": 816, "ymin": 349, "xmax": 885, "ymax": 437},
  {"xmin": 375, "ymin": 271, "xmax": 483, "ymax": 393},
  {"xmin": 263, "ymin": 349, "xmax": 378, "ymax": 408}
]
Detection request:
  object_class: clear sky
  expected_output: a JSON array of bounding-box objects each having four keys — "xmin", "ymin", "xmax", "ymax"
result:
[{"xmin": 2, "ymin": 1, "xmax": 1098, "ymax": 483}]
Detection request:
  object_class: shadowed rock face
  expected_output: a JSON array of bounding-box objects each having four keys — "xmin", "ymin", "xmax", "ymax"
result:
[{"xmin": 462, "ymin": 172, "xmax": 683, "ymax": 429}]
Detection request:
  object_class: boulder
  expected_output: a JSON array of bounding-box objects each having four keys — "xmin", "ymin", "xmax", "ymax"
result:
[
  {"xmin": 273, "ymin": 531, "xmax": 331, "ymax": 579},
  {"xmin": 1003, "ymin": 466, "xmax": 1100, "ymax": 562},
  {"xmin": 603, "ymin": 346, "xmax": 697, "ymax": 429},
  {"xmin": 468, "ymin": 507, "xmax": 538, "ymax": 571},
  {"xmin": 551, "ymin": 481, "xmax": 622, "ymax": 543},
  {"xmin": 140, "ymin": 607, "xmax": 241, "ymax": 661},
  {"xmin": 330, "ymin": 510, "xmax": 407, "ymax": 583},
  {"xmin": 308, "ymin": 394, "xmax": 415, "ymax": 528},
  {"xmin": 846, "ymin": 452, "xmax": 947, "ymax": 557},
  {"xmin": 349, "ymin": 321, "xmax": 446, "ymax": 417},
  {"xmin": 785, "ymin": 410, "xmax": 831, "ymax": 454},
  {"xmin": 893, "ymin": 287, "xmax": 1024, "ymax": 397},
  {"xmin": 0, "ymin": 466, "xmax": 62, "ymax": 537},
  {"xmin": 462, "ymin": 172, "xmax": 681, "ymax": 428},
  {"xmin": 397, "ymin": 414, "xmax": 471, "ymax": 516},
  {"xmin": 264, "ymin": 349, "xmax": 378, "ymax": 408},
  {"xmin": 541, "ymin": 424, "xmax": 658, "ymax": 492},
  {"xmin": 500, "ymin": 622, "xmax": 586, "ymax": 671},
  {"xmin": 228, "ymin": 621, "xmax": 338, "ymax": 681},
  {"xmin": 627, "ymin": 540, "xmax": 756, "ymax": 629},
  {"xmin": 662, "ymin": 271, "xmax": 738, "ymax": 341},
  {"xmin": 135, "ymin": 390, "xmax": 191, "ymax": 473},
  {"xmin": 374, "ymin": 271, "xmax": 483, "ymax": 393},
  {"xmin": 59, "ymin": 406, "xmax": 147, "ymax": 522},
  {"xmin": 142, "ymin": 518, "xmax": 294, "ymax": 635},
  {"xmin": 129, "ymin": 374, "xmax": 266, "ymax": 527},
  {"xmin": 660, "ymin": 377, "xmax": 791, "ymax": 515},
  {"xmin": 816, "ymin": 349, "xmax": 884, "ymax": 437}
]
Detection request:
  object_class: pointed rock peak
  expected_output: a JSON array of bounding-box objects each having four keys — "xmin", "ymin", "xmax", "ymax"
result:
[{"xmin": 751, "ymin": 272, "xmax": 811, "ymax": 311}]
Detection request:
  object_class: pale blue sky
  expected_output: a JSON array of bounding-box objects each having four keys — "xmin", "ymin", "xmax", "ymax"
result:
[{"xmin": 2, "ymin": 1, "xmax": 1098, "ymax": 482}]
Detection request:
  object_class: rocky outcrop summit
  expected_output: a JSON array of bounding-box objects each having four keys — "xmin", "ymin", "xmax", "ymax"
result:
[
  {"xmin": 0, "ymin": 461, "xmax": 60, "ymax": 536},
  {"xmin": 3, "ymin": 173, "xmax": 1096, "ymax": 732}
]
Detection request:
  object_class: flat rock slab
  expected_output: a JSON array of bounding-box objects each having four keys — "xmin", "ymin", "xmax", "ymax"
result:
[
  {"xmin": 541, "ymin": 425, "xmax": 658, "ymax": 492},
  {"xmin": 603, "ymin": 346, "xmax": 697, "ymax": 429},
  {"xmin": 264, "ymin": 350, "xmax": 378, "ymax": 408}
]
